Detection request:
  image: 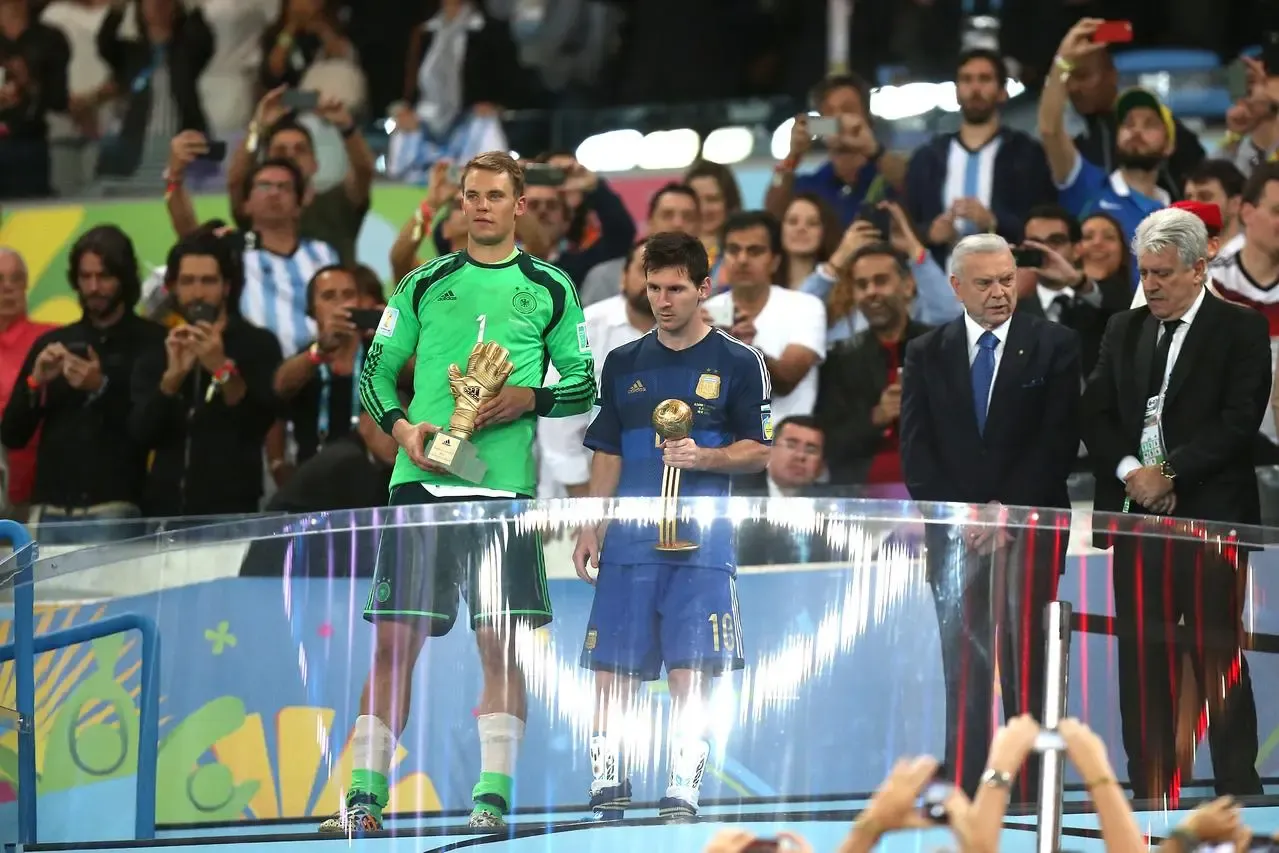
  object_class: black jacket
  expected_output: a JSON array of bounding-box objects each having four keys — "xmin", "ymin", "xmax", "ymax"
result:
[
  {"xmin": 1082, "ymin": 295, "xmax": 1271, "ymax": 536},
  {"xmin": 1014, "ymin": 274, "xmax": 1131, "ymax": 378},
  {"xmin": 816, "ymin": 320, "xmax": 932, "ymax": 485},
  {"xmin": 129, "ymin": 316, "xmax": 281, "ymax": 517},
  {"xmin": 1, "ymin": 313, "xmax": 166, "ymax": 508}
]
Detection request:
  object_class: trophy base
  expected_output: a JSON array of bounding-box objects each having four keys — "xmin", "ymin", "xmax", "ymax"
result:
[
  {"xmin": 425, "ymin": 431, "xmax": 488, "ymax": 484},
  {"xmin": 655, "ymin": 541, "xmax": 700, "ymax": 553}
]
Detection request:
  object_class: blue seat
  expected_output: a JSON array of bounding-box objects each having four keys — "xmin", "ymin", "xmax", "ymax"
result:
[{"xmin": 1112, "ymin": 48, "xmax": 1222, "ymax": 74}]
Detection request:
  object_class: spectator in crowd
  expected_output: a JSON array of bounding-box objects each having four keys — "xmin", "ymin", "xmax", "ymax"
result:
[
  {"xmin": 764, "ymin": 73, "xmax": 906, "ymax": 229},
  {"xmin": 537, "ymin": 239, "xmax": 652, "ymax": 499},
  {"xmin": 129, "ymin": 232, "xmax": 282, "ymax": 517},
  {"xmin": 900, "ymin": 232, "xmax": 1080, "ymax": 801},
  {"xmin": 206, "ymin": 87, "xmax": 373, "ymax": 264},
  {"xmin": 1041, "ymin": 20, "xmax": 1172, "ymax": 274},
  {"xmin": 39, "ymin": 0, "xmax": 112, "ymax": 196},
  {"xmin": 685, "ymin": 160, "xmax": 743, "ymax": 278},
  {"xmin": 1014, "ymin": 205, "xmax": 1129, "ymax": 377},
  {"xmin": 578, "ymin": 182, "xmax": 699, "ymax": 307},
  {"xmin": 906, "ymin": 49, "xmax": 1055, "ymax": 264},
  {"xmin": 259, "ymin": 0, "xmax": 353, "ymax": 92},
  {"xmin": 705, "ymin": 211, "xmax": 826, "ymax": 423},
  {"xmin": 778, "ymin": 192, "xmax": 839, "ymax": 288},
  {"xmin": 733, "ymin": 415, "xmax": 839, "ymax": 565},
  {"xmin": 817, "ymin": 243, "xmax": 930, "ymax": 489},
  {"xmin": 173, "ymin": 156, "xmax": 339, "ymax": 357},
  {"xmin": 1196, "ymin": 164, "xmax": 1279, "ymax": 463},
  {"xmin": 1220, "ymin": 55, "xmax": 1279, "ymax": 179},
  {"xmin": 518, "ymin": 156, "xmax": 634, "ymax": 287},
  {"xmin": 799, "ymin": 201, "xmax": 958, "ymax": 345},
  {"xmin": 1065, "ymin": 31, "xmax": 1205, "ymax": 199},
  {"xmin": 1183, "ymin": 158, "xmax": 1246, "ymax": 252},
  {"xmin": 389, "ymin": 159, "xmax": 459, "ymax": 283},
  {"xmin": 0, "ymin": 248, "xmax": 56, "ymax": 511},
  {"xmin": 389, "ymin": 0, "xmax": 519, "ymax": 181},
  {"xmin": 1132, "ymin": 199, "xmax": 1232, "ymax": 310},
  {"xmin": 272, "ymin": 265, "xmax": 375, "ymax": 471},
  {"xmin": 1, "ymin": 226, "xmax": 165, "ymax": 539},
  {"xmin": 0, "ymin": 0, "xmax": 71, "ymax": 199},
  {"xmin": 1082, "ymin": 207, "xmax": 1265, "ymax": 800},
  {"xmin": 1079, "ymin": 211, "xmax": 1132, "ymax": 284},
  {"xmin": 95, "ymin": 0, "xmax": 213, "ymax": 179}
]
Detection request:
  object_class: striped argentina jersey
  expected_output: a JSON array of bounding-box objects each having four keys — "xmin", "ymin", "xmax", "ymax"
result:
[{"xmin": 240, "ymin": 236, "xmax": 340, "ymax": 356}]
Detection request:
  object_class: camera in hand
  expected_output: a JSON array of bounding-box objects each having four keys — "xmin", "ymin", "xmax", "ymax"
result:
[
  {"xmin": 856, "ymin": 203, "xmax": 893, "ymax": 237},
  {"xmin": 183, "ymin": 301, "xmax": 219, "ymax": 325},
  {"xmin": 524, "ymin": 164, "xmax": 566, "ymax": 186},
  {"xmin": 1012, "ymin": 247, "xmax": 1045, "ymax": 268},
  {"xmin": 919, "ymin": 767, "xmax": 955, "ymax": 823},
  {"xmin": 197, "ymin": 140, "xmax": 228, "ymax": 163},
  {"xmin": 349, "ymin": 308, "xmax": 383, "ymax": 332},
  {"xmin": 742, "ymin": 841, "xmax": 780, "ymax": 853}
]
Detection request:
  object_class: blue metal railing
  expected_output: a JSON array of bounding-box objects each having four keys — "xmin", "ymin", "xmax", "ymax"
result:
[{"xmin": 0, "ymin": 519, "xmax": 161, "ymax": 843}]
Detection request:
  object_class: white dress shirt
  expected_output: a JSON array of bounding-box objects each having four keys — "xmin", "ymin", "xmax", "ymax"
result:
[
  {"xmin": 1115, "ymin": 285, "xmax": 1208, "ymax": 482},
  {"xmin": 963, "ymin": 312, "xmax": 1012, "ymax": 410},
  {"xmin": 536, "ymin": 295, "xmax": 650, "ymax": 497}
]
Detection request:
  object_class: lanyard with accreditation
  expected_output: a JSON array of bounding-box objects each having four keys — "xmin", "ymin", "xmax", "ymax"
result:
[
  {"xmin": 316, "ymin": 347, "xmax": 364, "ymax": 449},
  {"xmin": 1124, "ymin": 391, "xmax": 1167, "ymax": 513}
]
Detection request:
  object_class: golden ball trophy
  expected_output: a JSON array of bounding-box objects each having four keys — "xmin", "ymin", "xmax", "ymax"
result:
[
  {"xmin": 652, "ymin": 398, "xmax": 699, "ymax": 552},
  {"xmin": 425, "ymin": 340, "xmax": 515, "ymax": 483}
]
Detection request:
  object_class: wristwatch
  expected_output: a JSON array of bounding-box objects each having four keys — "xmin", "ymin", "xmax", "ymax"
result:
[
  {"xmin": 979, "ymin": 768, "xmax": 1014, "ymax": 789},
  {"xmin": 1160, "ymin": 460, "xmax": 1177, "ymax": 480}
]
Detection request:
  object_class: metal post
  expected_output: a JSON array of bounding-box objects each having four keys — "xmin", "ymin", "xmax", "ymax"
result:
[
  {"xmin": 0, "ymin": 519, "xmax": 36, "ymax": 844},
  {"xmin": 1036, "ymin": 600, "xmax": 1072, "ymax": 853},
  {"xmin": 827, "ymin": 0, "xmax": 852, "ymax": 74}
]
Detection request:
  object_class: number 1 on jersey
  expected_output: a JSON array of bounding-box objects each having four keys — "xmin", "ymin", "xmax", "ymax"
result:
[{"xmin": 477, "ymin": 314, "xmax": 487, "ymax": 344}]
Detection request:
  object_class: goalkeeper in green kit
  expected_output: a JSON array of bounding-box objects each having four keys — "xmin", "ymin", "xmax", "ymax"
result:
[{"xmin": 320, "ymin": 151, "xmax": 595, "ymax": 834}]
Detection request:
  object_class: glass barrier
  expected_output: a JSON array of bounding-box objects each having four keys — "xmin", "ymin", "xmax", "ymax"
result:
[{"xmin": 0, "ymin": 497, "xmax": 1276, "ymax": 852}]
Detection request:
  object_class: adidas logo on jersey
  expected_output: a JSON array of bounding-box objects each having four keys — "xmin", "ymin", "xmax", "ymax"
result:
[
  {"xmin": 628, "ymin": 380, "xmax": 645, "ymax": 394},
  {"xmin": 439, "ymin": 291, "xmax": 457, "ymax": 301}
]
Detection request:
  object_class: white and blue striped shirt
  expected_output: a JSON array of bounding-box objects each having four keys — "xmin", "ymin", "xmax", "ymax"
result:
[{"xmin": 240, "ymin": 238, "xmax": 340, "ymax": 356}]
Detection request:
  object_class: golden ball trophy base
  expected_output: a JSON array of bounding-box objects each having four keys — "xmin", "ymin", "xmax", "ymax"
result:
[{"xmin": 653, "ymin": 398, "xmax": 700, "ymax": 553}]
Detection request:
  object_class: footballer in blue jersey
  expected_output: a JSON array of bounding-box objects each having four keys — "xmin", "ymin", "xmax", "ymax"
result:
[{"xmin": 573, "ymin": 232, "xmax": 772, "ymax": 822}]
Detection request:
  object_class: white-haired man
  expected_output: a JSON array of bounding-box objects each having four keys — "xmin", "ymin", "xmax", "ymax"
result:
[
  {"xmin": 900, "ymin": 232, "xmax": 1081, "ymax": 803},
  {"xmin": 1082, "ymin": 206, "xmax": 1267, "ymax": 800}
]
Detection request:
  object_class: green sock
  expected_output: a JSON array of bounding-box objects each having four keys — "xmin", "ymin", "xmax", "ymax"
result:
[
  {"xmin": 471, "ymin": 771, "xmax": 513, "ymax": 816},
  {"xmin": 350, "ymin": 769, "xmax": 389, "ymax": 816}
]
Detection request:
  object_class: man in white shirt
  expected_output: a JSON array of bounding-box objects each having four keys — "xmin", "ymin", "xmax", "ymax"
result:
[
  {"xmin": 537, "ymin": 240, "xmax": 653, "ymax": 497},
  {"xmin": 704, "ymin": 211, "xmax": 826, "ymax": 423}
]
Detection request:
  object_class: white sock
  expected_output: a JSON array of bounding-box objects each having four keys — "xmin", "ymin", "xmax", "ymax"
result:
[
  {"xmin": 477, "ymin": 713, "xmax": 524, "ymax": 778},
  {"xmin": 666, "ymin": 733, "xmax": 709, "ymax": 806},
  {"xmin": 590, "ymin": 733, "xmax": 622, "ymax": 796},
  {"xmin": 351, "ymin": 714, "xmax": 395, "ymax": 777}
]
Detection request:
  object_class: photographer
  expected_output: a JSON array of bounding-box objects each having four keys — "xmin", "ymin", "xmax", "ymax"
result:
[
  {"xmin": 129, "ymin": 232, "xmax": 281, "ymax": 517},
  {"xmin": 0, "ymin": 0, "xmax": 70, "ymax": 199}
]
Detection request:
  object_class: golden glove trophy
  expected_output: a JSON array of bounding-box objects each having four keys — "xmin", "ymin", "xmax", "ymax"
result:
[
  {"xmin": 652, "ymin": 399, "xmax": 699, "ymax": 552},
  {"xmin": 426, "ymin": 341, "xmax": 516, "ymax": 483}
]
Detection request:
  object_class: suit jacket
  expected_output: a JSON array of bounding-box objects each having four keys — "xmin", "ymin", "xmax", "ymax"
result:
[
  {"xmin": 1081, "ymin": 294, "xmax": 1272, "ymax": 533},
  {"xmin": 1015, "ymin": 275, "xmax": 1130, "ymax": 378},
  {"xmin": 731, "ymin": 473, "xmax": 845, "ymax": 565},
  {"xmin": 817, "ymin": 320, "xmax": 932, "ymax": 485},
  {"xmin": 900, "ymin": 312, "xmax": 1082, "ymax": 510}
]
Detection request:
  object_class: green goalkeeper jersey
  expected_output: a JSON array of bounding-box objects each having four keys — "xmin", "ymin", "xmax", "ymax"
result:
[{"xmin": 360, "ymin": 250, "xmax": 596, "ymax": 495}]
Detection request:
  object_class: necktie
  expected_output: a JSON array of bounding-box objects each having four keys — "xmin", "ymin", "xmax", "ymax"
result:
[
  {"xmin": 972, "ymin": 331, "xmax": 999, "ymax": 435},
  {"xmin": 1147, "ymin": 320, "xmax": 1182, "ymax": 397},
  {"xmin": 1051, "ymin": 295, "xmax": 1072, "ymax": 323}
]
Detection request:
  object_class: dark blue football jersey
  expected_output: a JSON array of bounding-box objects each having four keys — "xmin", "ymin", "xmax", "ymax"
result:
[{"xmin": 584, "ymin": 328, "xmax": 773, "ymax": 570}]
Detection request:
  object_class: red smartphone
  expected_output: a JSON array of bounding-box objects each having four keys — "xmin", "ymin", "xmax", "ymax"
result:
[{"xmin": 1092, "ymin": 20, "xmax": 1133, "ymax": 44}]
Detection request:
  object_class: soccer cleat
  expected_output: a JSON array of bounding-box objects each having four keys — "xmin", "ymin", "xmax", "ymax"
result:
[
  {"xmin": 658, "ymin": 795, "xmax": 698, "ymax": 822},
  {"xmin": 589, "ymin": 779, "xmax": 632, "ymax": 821},
  {"xmin": 468, "ymin": 807, "xmax": 507, "ymax": 829},
  {"xmin": 318, "ymin": 793, "xmax": 383, "ymax": 834}
]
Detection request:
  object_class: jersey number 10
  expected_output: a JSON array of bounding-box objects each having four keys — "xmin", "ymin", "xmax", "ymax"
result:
[{"xmin": 708, "ymin": 612, "xmax": 736, "ymax": 653}]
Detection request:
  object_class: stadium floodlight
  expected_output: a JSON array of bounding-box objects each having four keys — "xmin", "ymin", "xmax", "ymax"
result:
[
  {"xmin": 702, "ymin": 127, "xmax": 755, "ymax": 165},
  {"xmin": 770, "ymin": 112, "xmax": 819, "ymax": 161},
  {"xmin": 575, "ymin": 129, "xmax": 644, "ymax": 172},
  {"xmin": 869, "ymin": 82, "xmax": 942, "ymax": 121},
  {"xmin": 638, "ymin": 128, "xmax": 701, "ymax": 170}
]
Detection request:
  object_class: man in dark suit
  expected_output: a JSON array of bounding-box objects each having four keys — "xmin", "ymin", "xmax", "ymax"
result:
[
  {"xmin": 1082, "ymin": 207, "xmax": 1267, "ymax": 801},
  {"xmin": 816, "ymin": 243, "xmax": 932, "ymax": 488},
  {"xmin": 900, "ymin": 232, "xmax": 1081, "ymax": 802}
]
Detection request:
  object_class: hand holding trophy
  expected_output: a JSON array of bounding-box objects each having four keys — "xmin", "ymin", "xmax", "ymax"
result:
[
  {"xmin": 653, "ymin": 399, "xmax": 698, "ymax": 552},
  {"xmin": 426, "ymin": 340, "xmax": 515, "ymax": 482}
]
